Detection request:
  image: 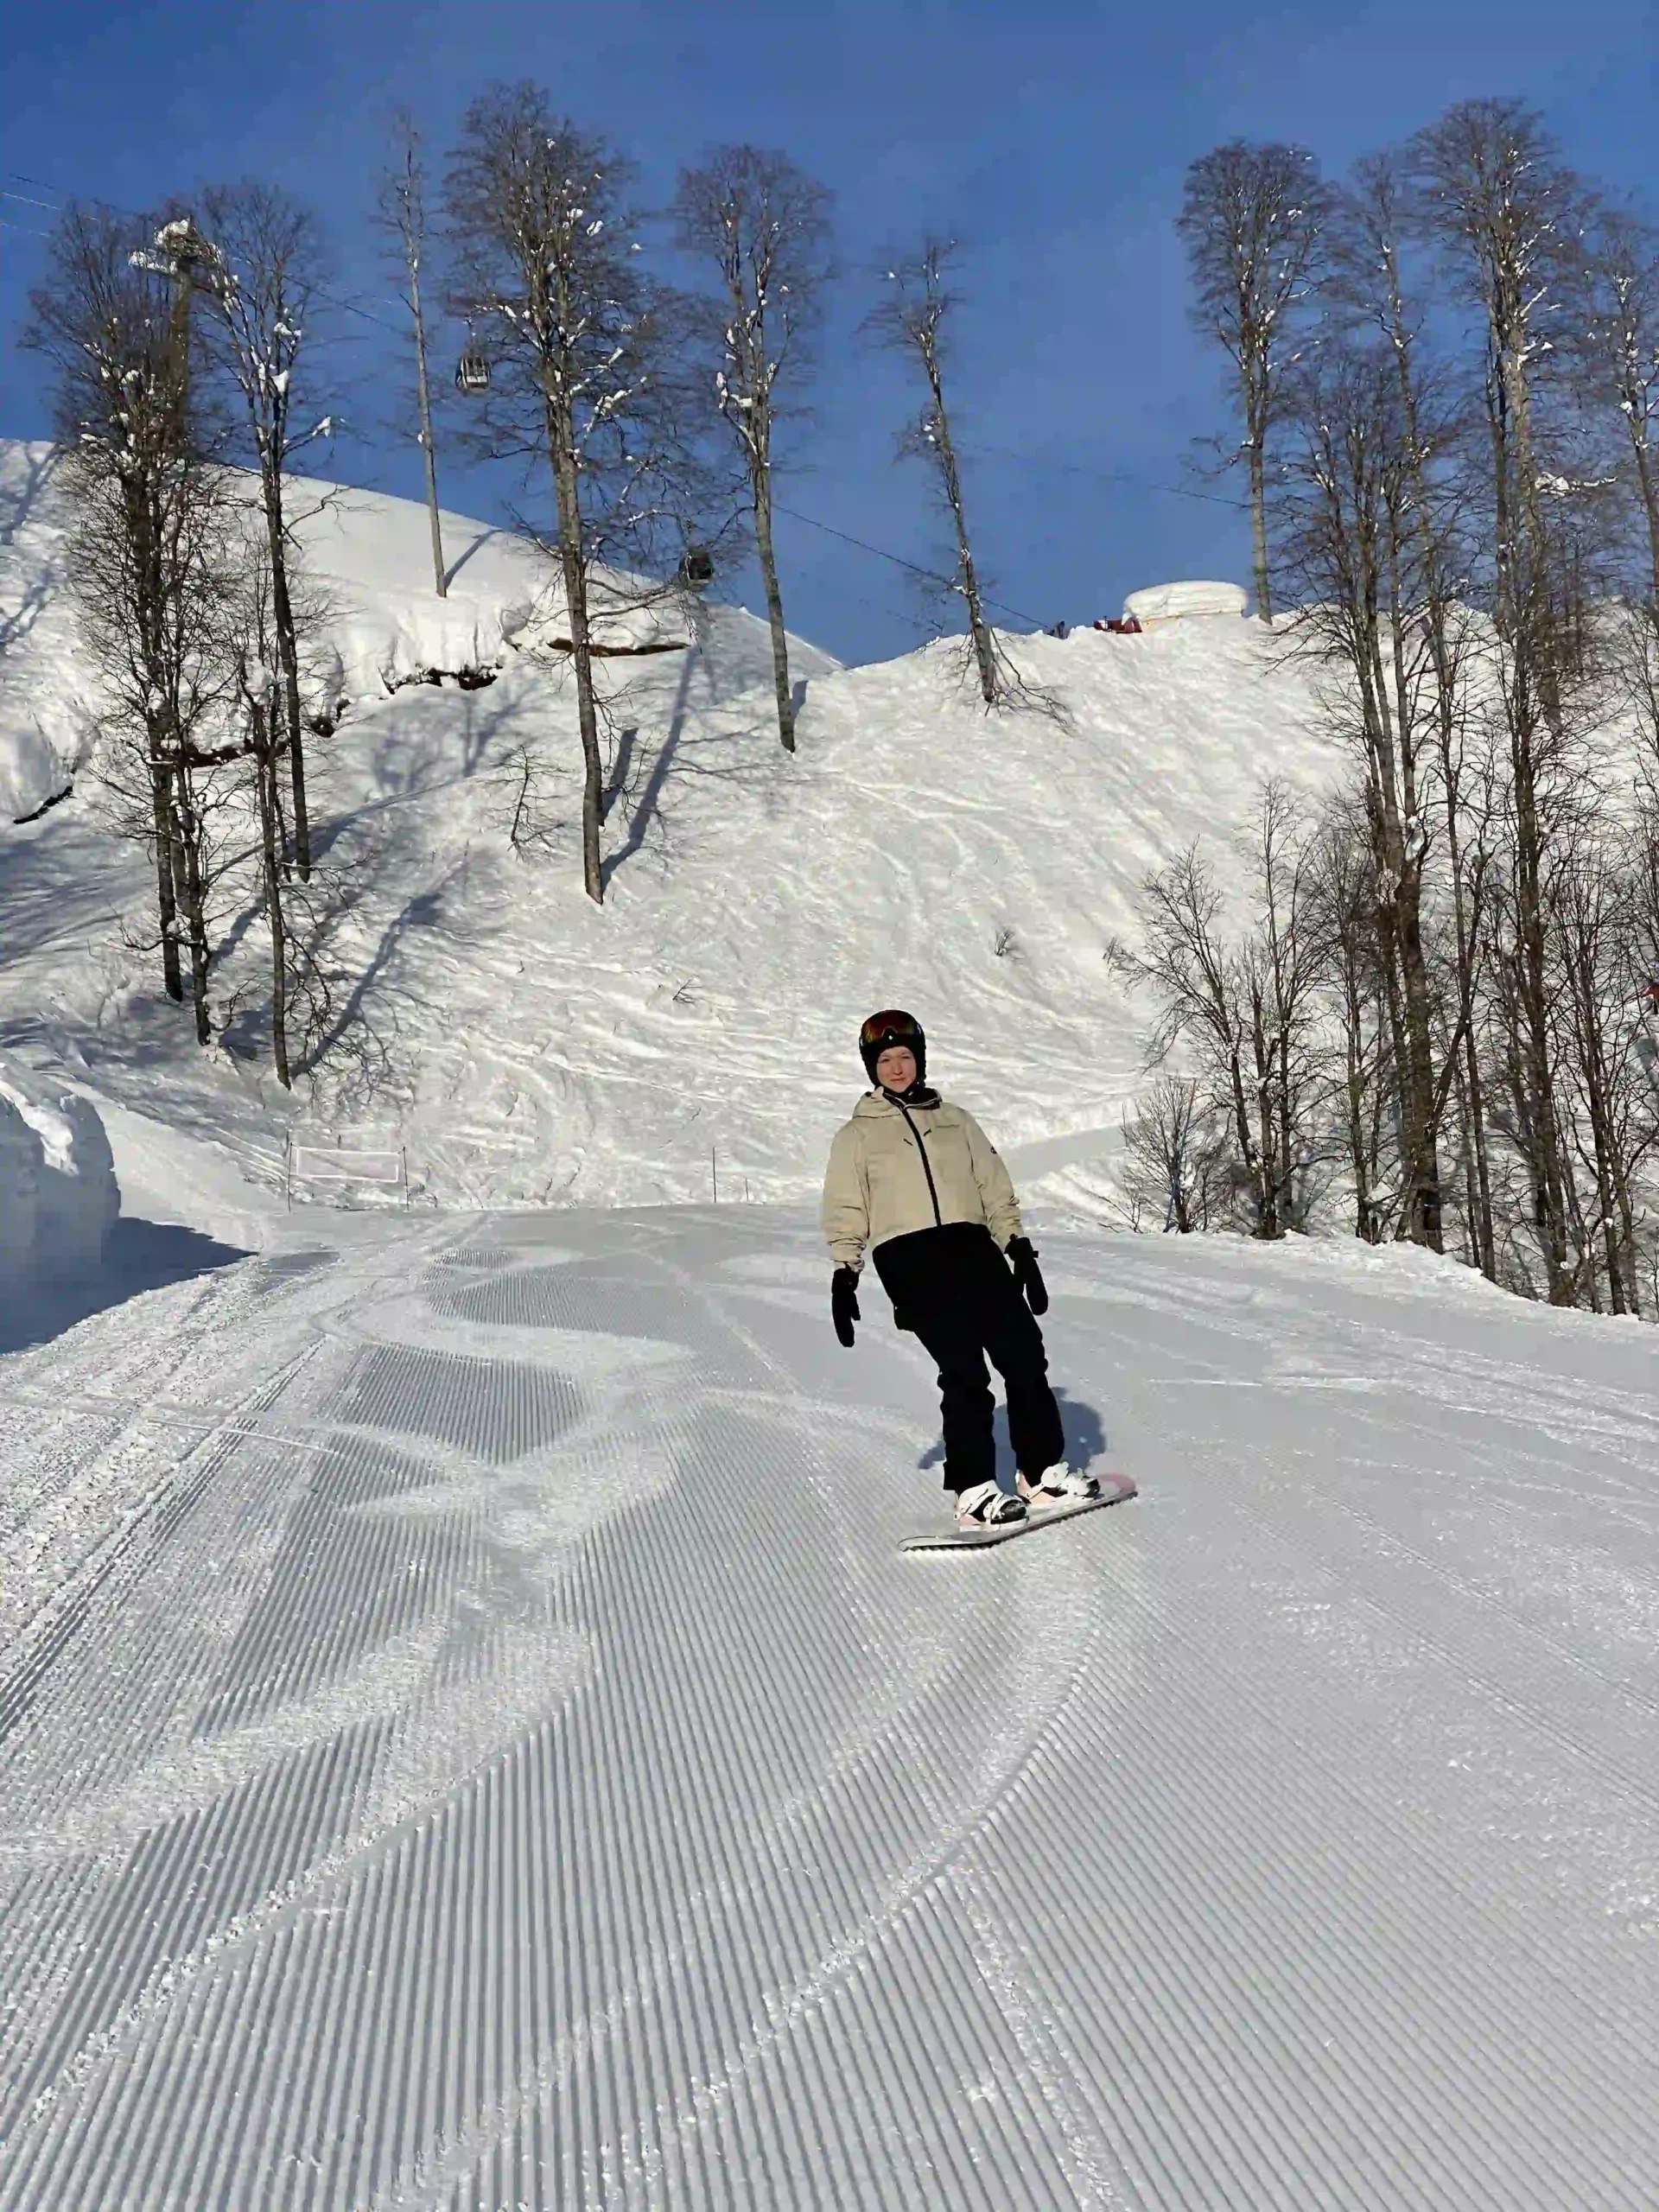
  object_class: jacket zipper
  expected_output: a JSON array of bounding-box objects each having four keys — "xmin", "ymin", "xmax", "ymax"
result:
[{"xmin": 893, "ymin": 1100, "xmax": 944, "ymax": 1227}]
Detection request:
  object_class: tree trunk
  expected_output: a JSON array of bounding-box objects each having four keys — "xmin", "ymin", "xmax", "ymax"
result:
[
  {"xmin": 957, "ymin": 528, "xmax": 1000, "ymax": 709},
  {"xmin": 752, "ymin": 459, "xmax": 795, "ymax": 753},
  {"xmin": 547, "ymin": 416, "xmax": 604, "ymax": 904},
  {"xmin": 924, "ymin": 349, "xmax": 998, "ymax": 705},
  {"xmin": 1396, "ymin": 883, "xmax": 1443, "ymax": 1247},
  {"xmin": 255, "ymin": 702, "xmax": 292, "ymax": 1089},
  {"xmin": 1462, "ymin": 1017, "xmax": 1497, "ymax": 1279},
  {"xmin": 1250, "ymin": 1007, "xmax": 1281, "ymax": 1239},
  {"xmin": 1511, "ymin": 715, "xmax": 1574, "ymax": 1300},
  {"xmin": 131, "ymin": 481, "xmax": 186, "ymax": 1002},
  {"xmin": 263, "ymin": 479, "xmax": 310, "ymax": 882},
  {"xmin": 1614, "ymin": 1166, "xmax": 1641, "ymax": 1317},
  {"xmin": 1630, "ymin": 432, "xmax": 1659, "ymax": 608},
  {"xmin": 409, "ymin": 251, "xmax": 447, "ymax": 599},
  {"xmin": 170, "ymin": 771, "xmax": 213, "ymax": 1046},
  {"xmin": 1435, "ymin": 715, "xmax": 1497, "ymax": 1278},
  {"xmin": 1247, "ymin": 420, "xmax": 1272, "ymax": 622},
  {"xmin": 149, "ymin": 754, "xmax": 183, "ymax": 1001}
]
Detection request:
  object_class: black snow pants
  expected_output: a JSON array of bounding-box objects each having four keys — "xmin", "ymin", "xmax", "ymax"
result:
[{"xmin": 872, "ymin": 1222, "xmax": 1065, "ymax": 1492}]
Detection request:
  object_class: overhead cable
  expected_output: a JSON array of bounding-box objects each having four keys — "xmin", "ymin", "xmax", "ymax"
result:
[
  {"xmin": 967, "ymin": 441, "xmax": 1247, "ymax": 510},
  {"xmin": 774, "ymin": 504, "xmax": 1047, "ymax": 629}
]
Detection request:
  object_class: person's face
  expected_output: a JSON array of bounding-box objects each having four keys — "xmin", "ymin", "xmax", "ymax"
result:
[{"xmin": 875, "ymin": 1045, "xmax": 917, "ymax": 1090}]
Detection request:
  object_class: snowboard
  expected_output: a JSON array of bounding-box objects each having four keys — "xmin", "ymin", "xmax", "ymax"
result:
[{"xmin": 901, "ymin": 1473, "xmax": 1137, "ymax": 1553}]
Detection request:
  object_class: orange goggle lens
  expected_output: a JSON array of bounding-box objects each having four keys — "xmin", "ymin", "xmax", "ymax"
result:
[{"xmin": 861, "ymin": 1011, "xmax": 920, "ymax": 1049}]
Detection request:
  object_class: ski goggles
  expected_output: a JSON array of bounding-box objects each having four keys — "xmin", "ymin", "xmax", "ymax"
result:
[{"xmin": 860, "ymin": 1011, "xmax": 922, "ymax": 1051}]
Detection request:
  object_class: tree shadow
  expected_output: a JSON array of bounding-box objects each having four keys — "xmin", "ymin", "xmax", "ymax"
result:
[
  {"xmin": 0, "ymin": 819, "xmax": 123, "ymax": 963},
  {"xmin": 601, "ymin": 728, "xmax": 639, "ymax": 824},
  {"xmin": 0, "ymin": 444, "xmax": 60, "ymax": 547},
  {"xmin": 599, "ymin": 653, "xmax": 779, "ymax": 889},
  {"xmin": 1, "ymin": 574, "xmax": 50, "ymax": 663},
  {"xmin": 443, "ymin": 526, "xmax": 506, "ymax": 588},
  {"xmin": 301, "ymin": 876, "xmax": 451, "ymax": 1071},
  {"xmin": 0, "ymin": 1217, "xmax": 251, "ymax": 1357},
  {"xmin": 601, "ymin": 651, "xmax": 697, "ymax": 887},
  {"xmin": 351, "ymin": 685, "xmax": 524, "ymax": 804}
]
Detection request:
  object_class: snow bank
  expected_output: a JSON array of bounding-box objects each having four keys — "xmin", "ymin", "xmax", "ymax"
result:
[
  {"xmin": 289, "ymin": 479, "xmax": 696, "ymax": 706},
  {"xmin": 0, "ymin": 444, "xmax": 97, "ymax": 820},
  {"xmin": 0, "ymin": 722, "xmax": 69, "ymax": 823},
  {"xmin": 0, "ymin": 448, "xmax": 699, "ymax": 802},
  {"xmin": 1124, "ymin": 580, "xmax": 1249, "ymax": 626},
  {"xmin": 0, "ymin": 1061, "xmax": 119, "ymax": 1298},
  {"xmin": 92, "ymin": 1093, "xmax": 281, "ymax": 1254}
]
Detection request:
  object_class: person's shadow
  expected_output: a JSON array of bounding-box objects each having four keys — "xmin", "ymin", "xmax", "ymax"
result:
[{"xmin": 918, "ymin": 1389, "xmax": 1108, "ymax": 1484}]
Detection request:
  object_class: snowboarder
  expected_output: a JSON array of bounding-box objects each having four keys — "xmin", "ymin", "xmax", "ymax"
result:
[{"xmin": 822, "ymin": 1008, "xmax": 1100, "ymax": 1534}]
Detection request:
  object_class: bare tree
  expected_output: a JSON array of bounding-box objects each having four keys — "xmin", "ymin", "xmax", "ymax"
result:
[
  {"xmin": 1116, "ymin": 847, "xmax": 1266, "ymax": 1221},
  {"xmin": 1168, "ymin": 98, "xmax": 1659, "ymax": 1318},
  {"xmin": 1325, "ymin": 152, "xmax": 1503, "ymax": 1272},
  {"xmin": 1274, "ymin": 341, "xmax": 1460, "ymax": 1247},
  {"xmin": 1408, "ymin": 100, "xmax": 1591, "ymax": 634},
  {"xmin": 1119, "ymin": 785, "xmax": 1326, "ymax": 1237},
  {"xmin": 1408, "ymin": 99, "xmax": 1598, "ymax": 1301},
  {"xmin": 1120, "ymin": 1074, "xmax": 1226, "ymax": 1232},
  {"xmin": 1549, "ymin": 829, "xmax": 1656, "ymax": 1313},
  {"xmin": 226, "ymin": 545, "xmax": 338, "ymax": 1090},
  {"xmin": 26, "ymin": 202, "xmax": 236, "ymax": 1038},
  {"xmin": 672, "ymin": 146, "xmax": 833, "ymax": 753},
  {"xmin": 864, "ymin": 240, "xmax": 1003, "ymax": 705},
  {"xmin": 444, "ymin": 86, "xmax": 696, "ymax": 902},
  {"xmin": 185, "ymin": 182, "xmax": 333, "ymax": 881},
  {"xmin": 1178, "ymin": 140, "xmax": 1334, "ymax": 620},
  {"xmin": 1307, "ymin": 809, "xmax": 1396, "ymax": 1243},
  {"xmin": 377, "ymin": 111, "xmax": 448, "ymax": 600},
  {"xmin": 1578, "ymin": 210, "xmax": 1659, "ymax": 603}
]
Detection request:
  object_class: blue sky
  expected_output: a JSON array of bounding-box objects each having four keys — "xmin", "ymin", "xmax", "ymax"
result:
[{"xmin": 3, "ymin": 0, "xmax": 1655, "ymax": 665}]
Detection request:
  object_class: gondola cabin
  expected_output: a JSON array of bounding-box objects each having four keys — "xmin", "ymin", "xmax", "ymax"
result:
[{"xmin": 454, "ymin": 346, "xmax": 491, "ymax": 394}]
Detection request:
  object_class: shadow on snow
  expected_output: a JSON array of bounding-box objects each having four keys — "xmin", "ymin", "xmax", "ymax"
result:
[{"xmin": 0, "ymin": 1218, "xmax": 251, "ymax": 1358}]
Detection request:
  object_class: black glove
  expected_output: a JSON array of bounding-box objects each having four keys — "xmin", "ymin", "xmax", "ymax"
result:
[
  {"xmin": 1006, "ymin": 1236, "xmax": 1048, "ymax": 1316},
  {"xmin": 831, "ymin": 1265, "xmax": 861, "ymax": 1348}
]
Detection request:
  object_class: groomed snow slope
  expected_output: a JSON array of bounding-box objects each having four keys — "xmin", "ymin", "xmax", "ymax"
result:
[
  {"xmin": 3, "ymin": 439, "xmax": 1333, "ymax": 1231},
  {"xmin": 3, "ymin": 1207, "xmax": 1658, "ymax": 2209}
]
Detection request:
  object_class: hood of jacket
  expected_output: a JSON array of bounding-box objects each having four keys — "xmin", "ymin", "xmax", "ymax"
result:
[{"xmin": 851, "ymin": 1086, "xmax": 942, "ymax": 1120}]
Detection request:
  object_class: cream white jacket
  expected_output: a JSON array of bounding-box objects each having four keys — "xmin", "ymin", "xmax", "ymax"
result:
[{"xmin": 822, "ymin": 1090, "xmax": 1024, "ymax": 1272}]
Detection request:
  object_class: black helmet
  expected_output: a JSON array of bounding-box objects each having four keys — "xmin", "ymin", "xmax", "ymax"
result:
[{"xmin": 859, "ymin": 1007, "xmax": 926, "ymax": 1086}]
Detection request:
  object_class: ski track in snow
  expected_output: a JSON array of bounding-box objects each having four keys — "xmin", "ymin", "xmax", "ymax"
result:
[{"xmin": 3, "ymin": 1211, "xmax": 1659, "ymax": 2207}]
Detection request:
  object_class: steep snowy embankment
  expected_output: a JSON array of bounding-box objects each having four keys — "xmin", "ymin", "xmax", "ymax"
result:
[
  {"xmin": 0, "ymin": 1058, "xmax": 119, "ymax": 1299},
  {"xmin": 1, "ymin": 440, "xmax": 1335, "ymax": 1228},
  {"xmin": 0, "ymin": 447, "xmax": 84, "ymax": 820}
]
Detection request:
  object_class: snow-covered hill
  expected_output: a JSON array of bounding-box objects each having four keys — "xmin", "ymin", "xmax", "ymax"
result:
[
  {"xmin": 1, "ymin": 438, "xmax": 1338, "ymax": 1236},
  {"xmin": 10, "ymin": 451, "xmax": 1659, "ymax": 2212}
]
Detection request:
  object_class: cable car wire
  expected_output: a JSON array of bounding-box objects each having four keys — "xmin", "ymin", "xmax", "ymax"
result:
[
  {"xmin": 773, "ymin": 504, "xmax": 1047, "ymax": 629},
  {"xmin": 5, "ymin": 169, "xmax": 406, "ymax": 336},
  {"xmin": 966, "ymin": 440, "xmax": 1247, "ymax": 510}
]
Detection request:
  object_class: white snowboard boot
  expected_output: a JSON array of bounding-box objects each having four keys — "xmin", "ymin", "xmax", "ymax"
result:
[
  {"xmin": 1017, "ymin": 1464, "xmax": 1101, "ymax": 1512},
  {"xmin": 954, "ymin": 1480, "xmax": 1027, "ymax": 1532}
]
